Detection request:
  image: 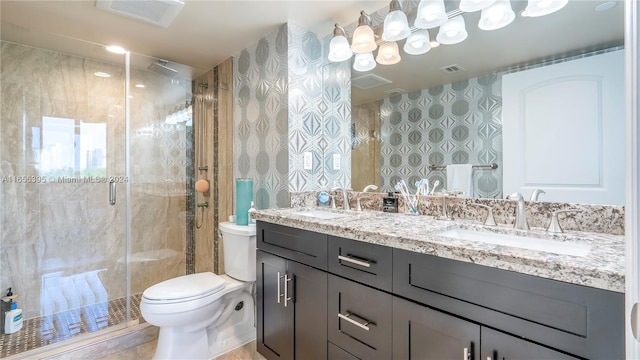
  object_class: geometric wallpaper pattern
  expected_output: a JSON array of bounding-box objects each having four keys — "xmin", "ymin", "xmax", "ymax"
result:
[
  {"xmin": 234, "ymin": 23, "xmax": 352, "ymax": 208},
  {"xmin": 287, "ymin": 23, "xmax": 325, "ymax": 192},
  {"xmin": 233, "ymin": 25, "xmax": 290, "ymax": 209},
  {"xmin": 380, "ymin": 75, "xmax": 503, "ymax": 199},
  {"xmin": 320, "ymin": 59, "xmax": 352, "ymax": 190}
]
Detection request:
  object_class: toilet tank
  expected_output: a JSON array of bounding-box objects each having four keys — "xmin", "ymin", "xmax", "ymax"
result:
[{"xmin": 219, "ymin": 222, "xmax": 256, "ymax": 282}]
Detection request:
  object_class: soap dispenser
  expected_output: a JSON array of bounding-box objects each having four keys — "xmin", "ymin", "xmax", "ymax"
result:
[
  {"xmin": 248, "ymin": 201, "xmax": 257, "ymax": 226},
  {"xmin": 2, "ymin": 288, "xmax": 22, "ymax": 334}
]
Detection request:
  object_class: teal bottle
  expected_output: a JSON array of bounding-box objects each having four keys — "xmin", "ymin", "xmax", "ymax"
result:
[{"xmin": 235, "ymin": 178, "xmax": 253, "ymax": 225}]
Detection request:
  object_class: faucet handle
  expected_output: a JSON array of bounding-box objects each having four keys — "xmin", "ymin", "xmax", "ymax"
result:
[
  {"xmin": 330, "ymin": 195, "xmax": 336, "ymax": 209},
  {"xmin": 547, "ymin": 209, "xmax": 583, "ymax": 233},
  {"xmin": 469, "ymin": 204, "xmax": 497, "ymax": 226}
]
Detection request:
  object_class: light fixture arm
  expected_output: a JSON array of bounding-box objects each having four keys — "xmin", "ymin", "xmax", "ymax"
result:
[
  {"xmin": 358, "ymin": 11, "xmax": 372, "ymax": 27},
  {"xmin": 333, "ymin": 23, "xmax": 347, "ymax": 37},
  {"xmin": 389, "ymin": 0, "xmax": 403, "ymax": 12}
]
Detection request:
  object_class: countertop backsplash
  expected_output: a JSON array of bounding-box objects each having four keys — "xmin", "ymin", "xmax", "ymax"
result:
[{"xmin": 290, "ymin": 191, "xmax": 625, "ymax": 236}]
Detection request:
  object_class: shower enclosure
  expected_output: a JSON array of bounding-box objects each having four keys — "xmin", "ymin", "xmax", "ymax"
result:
[{"xmin": 0, "ymin": 34, "xmax": 194, "ymax": 357}]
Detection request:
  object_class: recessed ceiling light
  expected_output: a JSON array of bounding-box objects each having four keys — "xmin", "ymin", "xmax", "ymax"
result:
[
  {"xmin": 135, "ymin": 84, "xmax": 145, "ymax": 88},
  {"xmin": 94, "ymin": 72, "xmax": 111, "ymax": 77},
  {"xmin": 105, "ymin": 45, "xmax": 127, "ymax": 54},
  {"xmin": 595, "ymin": 1, "xmax": 616, "ymax": 12}
]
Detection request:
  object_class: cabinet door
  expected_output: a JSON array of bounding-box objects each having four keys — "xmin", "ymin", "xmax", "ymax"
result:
[
  {"xmin": 257, "ymin": 250, "xmax": 293, "ymax": 360},
  {"xmin": 288, "ymin": 260, "xmax": 328, "ymax": 360},
  {"xmin": 481, "ymin": 328, "xmax": 579, "ymax": 360},
  {"xmin": 393, "ymin": 296, "xmax": 480, "ymax": 360}
]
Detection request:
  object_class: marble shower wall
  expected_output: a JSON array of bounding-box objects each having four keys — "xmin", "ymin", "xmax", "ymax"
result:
[
  {"xmin": 380, "ymin": 75, "xmax": 503, "ymax": 198},
  {"xmin": 0, "ymin": 41, "xmax": 191, "ymax": 319},
  {"xmin": 234, "ymin": 23, "xmax": 352, "ymax": 208}
]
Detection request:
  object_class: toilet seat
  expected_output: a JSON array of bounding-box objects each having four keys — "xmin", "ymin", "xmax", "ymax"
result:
[{"xmin": 142, "ymin": 272, "xmax": 225, "ymax": 304}]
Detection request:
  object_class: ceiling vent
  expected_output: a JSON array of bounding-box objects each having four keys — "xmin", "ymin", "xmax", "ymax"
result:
[
  {"xmin": 96, "ymin": 0, "xmax": 185, "ymax": 28},
  {"xmin": 352, "ymin": 74, "xmax": 392, "ymax": 90},
  {"xmin": 440, "ymin": 64, "xmax": 466, "ymax": 73}
]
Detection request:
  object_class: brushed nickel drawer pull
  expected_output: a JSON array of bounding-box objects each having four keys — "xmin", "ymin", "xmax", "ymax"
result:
[
  {"xmin": 338, "ymin": 255, "xmax": 371, "ymax": 268},
  {"xmin": 277, "ymin": 272, "xmax": 283, "ymax": 304},
  {"xmin": 338, "ymin": 312, "xmax": 371, "ymax": 331}
]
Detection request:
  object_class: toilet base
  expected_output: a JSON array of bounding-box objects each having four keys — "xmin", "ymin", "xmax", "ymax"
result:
[
  {"xmin": 152, "ymin": 286, "xmax": 255, "ymax": 360},
  {"xmin": 208, "ymin": 290, "xmax": 256, "ymax": 358}
]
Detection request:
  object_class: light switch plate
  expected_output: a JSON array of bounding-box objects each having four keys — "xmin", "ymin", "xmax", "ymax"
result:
[
  {"xmin": 303, "ymin": 152, "xmax": 313, "ymax": 170},
  {"xmin": 333, "ymin": 154, "xmax": 341, "ymax": 170}
]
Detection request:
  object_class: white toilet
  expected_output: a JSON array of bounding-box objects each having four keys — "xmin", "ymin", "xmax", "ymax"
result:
[{"xmin": 140, "ymin": 222, "xmax": 256, "ymax": 360}]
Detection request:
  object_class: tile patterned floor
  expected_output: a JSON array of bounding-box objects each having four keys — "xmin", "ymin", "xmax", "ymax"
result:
[{"xmin": 0, "ymin": 295, "xmax": 143, "ymax": 358}]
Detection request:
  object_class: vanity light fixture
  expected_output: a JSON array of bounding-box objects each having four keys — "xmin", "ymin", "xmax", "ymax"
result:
[
  {"xmin": 329, "ymin": 24, "xmax": 353, "ymax": 62},
  {"xmin": 351, "ymin": 11, "xmax": 377, "ymax": 54},
  {"xmin": 521, "ymin": 0, "xmax": 568, "ymax": 17},
  {"xmin": 459, "ymin": 0, "xmax": 497, "ymax": 13},
  {"xmin": 376, "ymin": 41, "xmax": 401, "ymax": 65},
  {"xmin": 353, "ymin": 52, "xmax": 377, "ymax": 72},
  {"xmin": 478, "ymin": 0, "xmax": 515, "ymax": 30},
  {"xmin": 403, "ymin": 29, "xmax": 432, "ymax": 55},
  {"xmin": 382, "ymin": 0, "xmax": 411, "ymax": 41},
  {"xmin": 414, "ymin": 0, "xmax": 448, "ymax": 29},
  {"xmin": 436, "ymin": 15, "xmax": 468, "ymax": 45}
]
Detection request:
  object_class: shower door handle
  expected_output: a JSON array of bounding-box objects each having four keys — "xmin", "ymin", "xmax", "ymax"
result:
[{"xmin": 109, "ymin": 180, "xmax": 116, "ymax": 205}]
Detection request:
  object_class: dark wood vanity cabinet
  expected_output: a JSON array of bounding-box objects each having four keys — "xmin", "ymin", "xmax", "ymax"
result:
[
  {"xmin": 393, "ymin": 248, "xmax": 624, "ymax": 359},
  {"xmin": 256, "ymin": 222, "xmax": 624, "ymax": 360},
  {"xmin": 480, "ymin": 328, "xmax": 579, "ymax": 360},
  {"xmin": 256, "ymin": 224, "xmax": 328, "ymax": 360},
  {"xmin": 328, "ymin": 274, "xmax": 392, "ymax": 360},
  {"xmin": 393, "ymin": 296, "xmax": 480, "ymax": 360}
]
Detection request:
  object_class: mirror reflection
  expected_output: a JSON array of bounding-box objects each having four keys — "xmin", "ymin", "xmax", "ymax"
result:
[{"xmin": 346, "ymin": 0, "xmax": 624, "ymax": 205}]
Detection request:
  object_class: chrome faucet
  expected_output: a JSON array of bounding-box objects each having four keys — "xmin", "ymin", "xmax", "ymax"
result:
[
  {"xmin": 530, "ymin": 189, "xmax": 546, "ymax": 201},
  {"xmin": 508, "ymin": 192, "xmax": 529, "ymax": 230},
  {"xmin": 356, "ymin": 184, "xmax": 378, "ymax": 211},
  {"xmin": 330, "ymin": 187, "xmax": 350, "ymax": 210},
  {"xmin": 438, "ymin": 193, "xmax": 454, "ymax": 221}
]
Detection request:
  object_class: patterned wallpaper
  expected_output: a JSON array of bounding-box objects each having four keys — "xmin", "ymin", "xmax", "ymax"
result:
[
  {"xmin": 233, "ymin": 25, "xmax": 289, "ymax": 209},
  {"xmin": 234, "ymin": 23, "xmax": 352, "ymax": 208},
  {"xmin": 287, "ymin": 23, "xmax": 325, "ymax": 192},
  {"xmin": 320, "ymin": 60, "xmax": 352, "ymax": 189},
  {"xmin": 380, "ymin": 75, "xmax": 503, "ymax": 199}
]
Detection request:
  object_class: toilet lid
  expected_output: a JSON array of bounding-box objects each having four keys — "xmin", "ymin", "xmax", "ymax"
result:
[{"xmin": 143, "ymin": 272, "xmax": 225, "ymax": 301}]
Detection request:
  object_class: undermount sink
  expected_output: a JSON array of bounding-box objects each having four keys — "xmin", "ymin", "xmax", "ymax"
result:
[
  {"xmin": 437, "ymin": 228, "xmax": 591, "ymax": 257},
  {"xmin": 290, "ymin": 210, "xmax": 350, "ymax": 220}
]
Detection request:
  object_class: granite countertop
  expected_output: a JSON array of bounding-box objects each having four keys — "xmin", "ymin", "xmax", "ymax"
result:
[{"xmin": 253, "ymin": 207, "xmax": 625, "ymax": 293}]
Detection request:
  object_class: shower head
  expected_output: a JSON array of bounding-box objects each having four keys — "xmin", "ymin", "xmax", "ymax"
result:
[{"xmin": 148, "ymin": 60, "xmax": 178, "ymax": 78}]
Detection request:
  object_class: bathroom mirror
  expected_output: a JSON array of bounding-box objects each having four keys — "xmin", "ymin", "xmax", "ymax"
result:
[{"xmin": 345, "ymin": 0, "xmax": 625, "ymax": 205}]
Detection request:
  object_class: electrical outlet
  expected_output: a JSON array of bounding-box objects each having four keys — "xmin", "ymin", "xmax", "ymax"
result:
[
  {"xmin": 303, "ymin": 152, "xmax": 313, "ymax": 170},
  {"xmin": 333, "ymin": 154, "xmax": 341, "ymax": 170}
]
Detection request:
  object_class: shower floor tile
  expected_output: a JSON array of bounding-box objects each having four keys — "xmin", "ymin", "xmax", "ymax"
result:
[{"xmin": 0, "ymin": 294, "xmax": 143, "ymax": 358}]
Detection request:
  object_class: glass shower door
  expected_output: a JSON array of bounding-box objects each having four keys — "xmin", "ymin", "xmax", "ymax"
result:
[{"xmin": 0, "ymin": 38, "xmax": 129, "ymax": 354}]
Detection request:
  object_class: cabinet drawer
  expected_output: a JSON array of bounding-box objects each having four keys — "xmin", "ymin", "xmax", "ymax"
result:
[
  {"xmin": 328, "ymin": 236, "xmax": 392, "ymax": 291},
  {"xmin": 257, "ymin": 221, "xmax": 327, "ymax": 270},
  {"xmin": 328, "ymin": 274, "xmax": 392, "ymax": 360},
  {"xmin": 328, "ymin": 342, "xmax": 360, "ymax": 360},
  {"xmin": 393, "ymin": 248, "xmax": 624, "ymax": 359}
]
